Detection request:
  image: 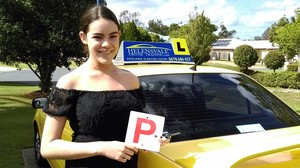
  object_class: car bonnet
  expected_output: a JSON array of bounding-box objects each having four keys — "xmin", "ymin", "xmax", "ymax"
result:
[{"xmin": 158, "ymin": 126, "xmax": 300, "ymax": 168}]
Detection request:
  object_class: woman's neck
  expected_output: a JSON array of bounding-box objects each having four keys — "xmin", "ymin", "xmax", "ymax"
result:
[{"xmin": 85, "ymin": 59, "xmax": 116, "ymax": 72}]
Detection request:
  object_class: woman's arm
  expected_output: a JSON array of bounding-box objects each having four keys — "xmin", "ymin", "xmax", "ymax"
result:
[{"xmin": 41, "ymin": 115, "xmax": 138, "ymax": 162}]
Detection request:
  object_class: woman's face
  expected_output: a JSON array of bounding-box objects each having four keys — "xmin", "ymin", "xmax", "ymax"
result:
[{"xmin": 80, "ymin": 18, "xmax": 120, "ymax": 65}]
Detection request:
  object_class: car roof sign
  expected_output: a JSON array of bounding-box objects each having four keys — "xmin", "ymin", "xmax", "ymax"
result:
[{"xmin": 114, "ymin": 38, "xmax": 195, "ymax": 65}]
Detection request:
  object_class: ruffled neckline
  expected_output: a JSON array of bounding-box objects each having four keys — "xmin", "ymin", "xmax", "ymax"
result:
[{"xmin": 52, "ymin": 86, "xmax": 142, "ymax": 93}]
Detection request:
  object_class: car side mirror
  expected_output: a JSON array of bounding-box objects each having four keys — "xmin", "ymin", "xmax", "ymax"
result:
[{"xmin": 32, "ymin": 97, "xmax": 47, "ymax": 108}]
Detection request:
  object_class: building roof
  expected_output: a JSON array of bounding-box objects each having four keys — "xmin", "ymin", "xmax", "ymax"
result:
[{"xmin": 212, "ymin": 38, "xmax": 279, "ymax": 50}]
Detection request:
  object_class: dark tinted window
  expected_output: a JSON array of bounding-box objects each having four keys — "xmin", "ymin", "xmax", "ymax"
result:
[{"xmin": 140, "ymin": 73, "xmax": 300, "ymax": 142}]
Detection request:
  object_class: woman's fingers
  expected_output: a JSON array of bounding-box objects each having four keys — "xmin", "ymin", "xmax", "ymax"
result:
[
  {"xmin": 159, "ymin": 136, "xmax": 170, "ymax": 146},
  {"xmin": 121, "ymin": 154, "xmax": 131, "ymax": 163},
  {"xmin": 125, "ymin": 144, "xmax": 138, "ymax": 154},
  {"xmin": 119, "ymin": 143, "xmax": 137, "ymax": 162}
]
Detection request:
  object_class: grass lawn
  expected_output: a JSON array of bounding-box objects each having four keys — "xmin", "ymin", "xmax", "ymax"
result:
[
  {"xmin": 0, "ymin": 83, "xmax": 39, "ymax": 168},
  {"xmin": 0, "ymin": 62, "xmax": 32, "ymax": 69},
  {"xmin": 267, "ymin": 87, "xmax": 300, "ymax": 113}
]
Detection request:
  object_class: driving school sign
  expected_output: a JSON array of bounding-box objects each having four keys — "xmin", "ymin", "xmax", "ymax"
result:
[
  {"xmin": 125, "ymin": 111, "xmax": 165, "ymax": 152},
  {"xmin": 114, "ymin": 38, "xmax": 194, "ymax": 65}
]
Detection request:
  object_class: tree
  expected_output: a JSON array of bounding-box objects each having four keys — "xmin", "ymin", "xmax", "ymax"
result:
[
  {"xmin": 233, "ymin": 45, "xmax": 258, "ymax": 71},
  {"xmin": 120, "ymin": 21, "xmax": 161, "ymax": 42},
  {"xmin": 0, "ymin": 0, "xmax": 94, "ymax": 92},
  {"xmin": 120, "ymin": 21, "xmax": 140, "ymax": 41},
  {"xmin": 255, "ymin": 27, "xmax": 271, "ymax": 40},
  {"xmin": 137, "ymin": 27, "xmax": 153, "ymax": 42},
  {"xmin": 271, "ymin": 8, "xmax": 300, "ymax": 59},
  {"xmin": 275, "ymin": 22, "xmax": 300, "ymax": 59},
  {"xmin": 261, "ymin": 27, "xmax": 271, "ymax": 40},
  {"xmin": 187, "ymin": 10, "xmax": 218, "ymax": 66},
  {"xmin": 119, "ymin": 10, "xmax": 162, "ymax": 42},
  {"xmin": 148, "ymin": 19, "xmax": 169, "ymax": 36},
  {"xmin": 149, "ymin": 33, "xmax": 163, "ymax": 42},
  {"xmin": 218, "ymin": 22, "xmax": 236, "ymax": 39},
  {"xmin": 119, "ymin": 10, "xmax": 144, "ymax": 27},
  {"xmin": 268, "ymin": 15, "xmax": 289, "ymax": 43},
  {"xmin": 119, "ymin": 10, "xmax": 167, "ymax": 42},
  {"xmin": 264, "ymin": 50, "xmax": 285, "ymax": 72},
  {"xmin": 168, "ymin": 24, "xmax": 188, "ymax": 39},
  {"xmin": 254, "ymin": 36, "xmax": 263, "ymax": 40},
  {"xmin": 169, "ymin": 23, "xmax": 181, "ymax": 33}
]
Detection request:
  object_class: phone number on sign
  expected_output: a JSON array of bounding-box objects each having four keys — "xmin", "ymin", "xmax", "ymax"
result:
[{"xmin": 168, "ymin": 57, "xmax": 192, "ymax": 62}]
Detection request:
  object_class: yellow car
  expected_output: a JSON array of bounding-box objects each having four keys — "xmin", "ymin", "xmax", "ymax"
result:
[{"xmin": 32, "ymin": 40, "xmax": 300, "ymax": 168}]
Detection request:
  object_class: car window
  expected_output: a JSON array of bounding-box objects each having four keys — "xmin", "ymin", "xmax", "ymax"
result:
[{"xmin": 140, "ymin": 73, "xmax": 300, "ymax": 142}]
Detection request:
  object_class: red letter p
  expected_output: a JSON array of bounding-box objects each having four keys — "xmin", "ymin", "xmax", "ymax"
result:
[{"xmin": 133, "ymin": 118, "xmax": 156, "ymax": 143}]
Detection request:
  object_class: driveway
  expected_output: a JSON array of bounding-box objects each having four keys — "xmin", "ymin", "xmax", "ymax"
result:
[
  {"xmin": 0, "ymin": 67, "xmax": 72, "ymax": 85},
  {"xmin": 22, "ymin": 148, "xmax": 45, "ymax": 168}
]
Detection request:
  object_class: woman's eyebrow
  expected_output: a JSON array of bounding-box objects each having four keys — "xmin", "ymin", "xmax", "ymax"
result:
[
  {"xmin": 92, "ymin": 31, "xmax": 119, "ymax": 36},
  {"xmin": 109, "ymin": 31, "xmax": 119, "ymax": 35}
]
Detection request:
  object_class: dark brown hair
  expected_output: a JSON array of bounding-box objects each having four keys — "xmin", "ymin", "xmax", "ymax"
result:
[
  {"xmin": 80, "ymin": 5, "xmax": 120, "ymax": 34},
  {"xmin": 80, "ymin": 5, "xmax": 120, "ymax": 56}
]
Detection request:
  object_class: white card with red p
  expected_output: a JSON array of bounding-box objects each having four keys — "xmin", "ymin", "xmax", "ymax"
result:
[{"xmin": 125, "ymin": 111, "xmax": 165, "ymax": 152}]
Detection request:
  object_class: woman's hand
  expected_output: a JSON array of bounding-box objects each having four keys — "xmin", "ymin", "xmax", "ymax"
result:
[
  {"xmin": 159, "ymin": 136, "xmax": 170, "ymax": 146},
  {"xmin": 100, "ymin": 141, "xmax": 138, "ymax": 163},
  {"xmin": 160, "ymin": 131, "xmax": 180, "ymax": 146}
]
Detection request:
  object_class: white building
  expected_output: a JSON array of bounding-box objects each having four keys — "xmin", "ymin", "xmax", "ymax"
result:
[{"xmin": 211, "ymin": 38, "xmax": 279, "ymax": 63}]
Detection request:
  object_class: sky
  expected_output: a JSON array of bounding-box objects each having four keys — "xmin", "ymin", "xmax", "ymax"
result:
[{"xmin": 106, "ymin": 0, "xmax": 300, "ymax": 40}]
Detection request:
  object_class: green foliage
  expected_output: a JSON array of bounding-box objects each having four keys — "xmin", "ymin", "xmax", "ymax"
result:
[
  {"xmin": 205, "ymin": 61, "xmax": 300, "ymax": 89},
  {"xmin": 137, "ymin": 27, "xmax": 153, "ymax": 42},
  {"xmin": 233, "ymin": 45, "xmax": 258, "ymax": 70},
  {"xmin": 148, "ymin": 19, "xmax": 169, "ymax": 36},
  {"xmin": 218, "ymin": 22, "xmax": 236, "ymax": 38},
  {"xmin": 168, "ymin": 23, "xmax": 181, "ymax": 34},
  {"xmin": 119, "ymin": 13, "xmax": 166, "ymax": 42},
  {"xmin": 268, "ymin": 16, "xmax": 289, "ymax": 42},
  {"xmin": 186, "ymin": 11, "xmax": 218, "ymax": 65},
  {"xmin": 120, "ymin": 21, "xmax": 140, "ymax": 41},
  {"xmin": 276, "ymin": 21, "xmax": 300, "ymax": 59},
  {"xmin": 169, "ymin": 24, "xmax": 189, "ymax": 39},
  {"xmin": 149, "ymin": 33, "xmax": 164, "ymax": 42},
  {"xmin": 287, "ymin": 62, "xmax": 299, "ymax": 72},
  {"xmin": 269, "ymin": 9, "xmax": 300, "ymax": 59},
  {"xmin": 251, "ymin": 71, "xmax": 300, "ymax": 89},
  {"xmin": 120, "ymin": 22, "xmax": 163, "ymax": 42},
  {"xmin": 264, "ymin": 50, "xmax": 285, "ymax": 72},
  {"xmin": 0, "ymin": 0, "xmax": 93, "ymax": 92}
]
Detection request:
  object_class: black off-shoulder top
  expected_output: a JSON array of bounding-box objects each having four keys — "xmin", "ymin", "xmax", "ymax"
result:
[{"xmin": 42, "ymin": 87, "xmax": 145, "ymax": 168}]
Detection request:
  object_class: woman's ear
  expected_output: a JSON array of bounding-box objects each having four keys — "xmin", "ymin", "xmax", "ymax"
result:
[{"xmin": 79, "ymin": 31, "xmax": 88, "ymax": 44}]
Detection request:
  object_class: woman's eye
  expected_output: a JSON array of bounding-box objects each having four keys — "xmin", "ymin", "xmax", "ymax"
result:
[{"xmin": 93, "ymin": 36, "xmax": 102, "ymax": 39}]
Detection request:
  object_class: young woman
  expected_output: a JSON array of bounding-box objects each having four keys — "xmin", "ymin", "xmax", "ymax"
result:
[{"xmin": 41, "ymin": 5, "xmax": 168, "ymax": 168}]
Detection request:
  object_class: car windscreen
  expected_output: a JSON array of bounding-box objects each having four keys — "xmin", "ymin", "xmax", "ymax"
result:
[{"xmin": 139, "ymin": 73, "xmax": 300, "ymax": 142}]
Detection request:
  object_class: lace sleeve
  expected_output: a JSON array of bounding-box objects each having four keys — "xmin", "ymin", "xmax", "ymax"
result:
[{"xmin": 42, "ymin": 87, "xmax": 78, "ymax": 116}]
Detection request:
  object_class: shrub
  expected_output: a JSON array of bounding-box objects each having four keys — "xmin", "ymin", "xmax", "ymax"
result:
[
  {"xmin": 233, "ymin": 45, "xmax": 258, "ymax": 71},
  {"xmin": 264, "ymin": 50, "xmax": 285, "ymax": 72},
  {"xmin": 251, "ymin": 71, "xmax": 300, "ymax": 89},
  {"xmin": 287, "ymin": 61, "xmax": 299, "ymax": 72}
]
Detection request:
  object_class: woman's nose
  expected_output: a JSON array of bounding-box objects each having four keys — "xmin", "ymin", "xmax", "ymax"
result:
[{"xmin": 101, "ymin": 39, "xmax": 110, "ymax": 47}]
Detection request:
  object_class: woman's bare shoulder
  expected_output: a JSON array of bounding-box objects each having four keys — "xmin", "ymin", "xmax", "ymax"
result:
[
  {"xmin": 118, "ymin": 68, "xmax": 140, "ymax": 88},
  {"xmin": 56, "ymin": 68, "xmax": 81, "ymax": 89}
]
